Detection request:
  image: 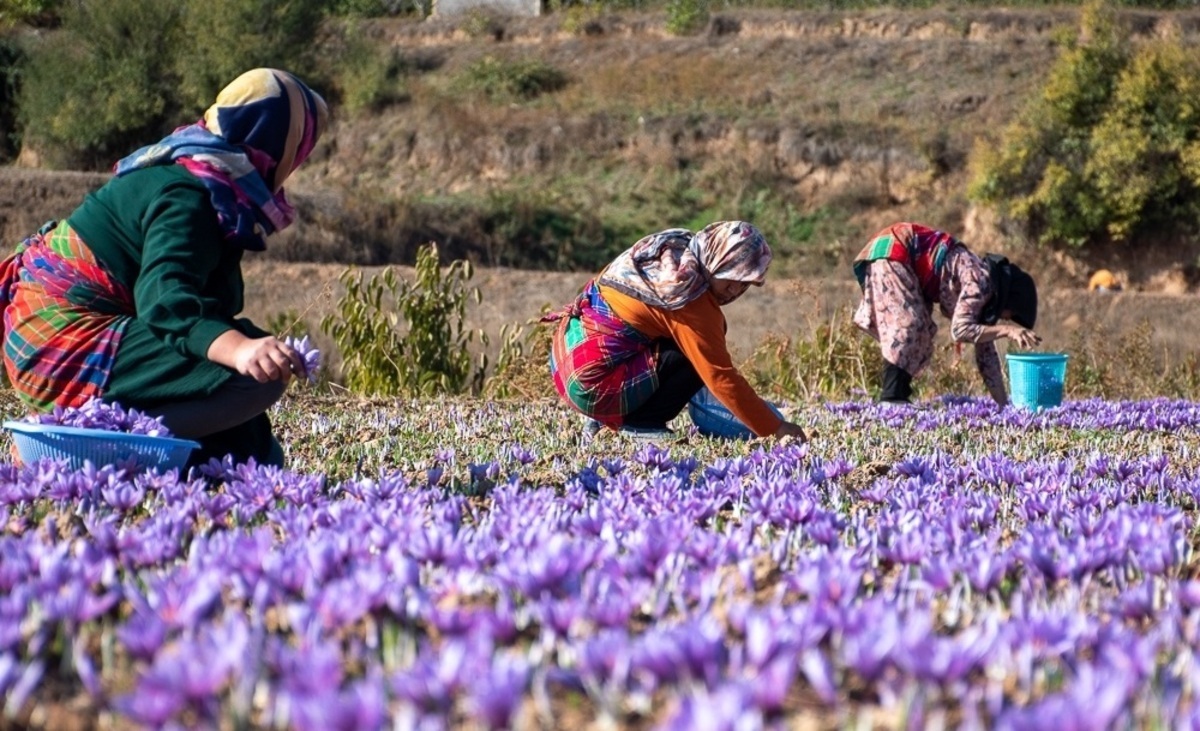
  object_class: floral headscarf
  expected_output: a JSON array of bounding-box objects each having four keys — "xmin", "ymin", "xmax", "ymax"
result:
[
  {"xmin": 114, "ymin": 68, "xmax": 329, "ymax": 251},
  {"xmin": 597, "ymin": 221, "xmax": 772, "ymax": 310}
]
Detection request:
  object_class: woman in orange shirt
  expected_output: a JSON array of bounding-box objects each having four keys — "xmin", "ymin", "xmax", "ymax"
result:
[{"xmin": 545, "ymin": 221, "xmax": 808, "ymax": 441}]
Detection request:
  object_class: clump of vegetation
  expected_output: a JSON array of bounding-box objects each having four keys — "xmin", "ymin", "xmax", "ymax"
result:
[
  {"xmin": 744, "ymin": 306, "xmax": 884, "ymax": 402},
  {"xmin": 173, "ymin": 0, "xmax": 329, "ymax": 114},
  {"xmin": 322, "ymin": 242, "xmax": 487, "ymax": 397},
  {"xmin": 665, "ymin": 0, "xmax": 709, "ymax": 35},
  {"xmin": 324, "ymin": 24, "xmax": 412, "ymax": 113},
  {"xmin": 17, "ymin": 0, "xmax": 185, "ymax": 168},
  {"xmin": 0, "ymin": 0, "xmax": 62, "ymax": 27},
  {"xmin": 0, "ymin": 35, "xmax": 25, "ymax": 163},
  {"xmin": 455, "ymin": 56, "xmax": 568, "ymax": 102},
  {"xmin": 968, "ymin": 0, "xmax": 1200, "ymax": 249},
  {"xmin": 16, "ymin": 0, "xmax": 329, "ymax": 168}
]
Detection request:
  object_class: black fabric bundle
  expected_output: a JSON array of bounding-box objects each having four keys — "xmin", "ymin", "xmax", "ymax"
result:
[{"xmin": 980, "ymin": 253, "xmax": 1038, "ymax": 329}]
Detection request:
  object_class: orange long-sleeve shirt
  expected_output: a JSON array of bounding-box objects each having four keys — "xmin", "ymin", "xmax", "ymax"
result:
[{"xmin": 598, "ymin": 284, "xmax": 783, "ymax": 437}]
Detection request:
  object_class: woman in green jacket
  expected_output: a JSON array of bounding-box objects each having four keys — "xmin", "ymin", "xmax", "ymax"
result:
[{"xmin": 0, "ymin": 68, "xmax": 328, "ymax": 467}]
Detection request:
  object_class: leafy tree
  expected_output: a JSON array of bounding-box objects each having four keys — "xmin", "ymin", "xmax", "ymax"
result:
[
  {"xmin": 968, "ymin": 1, "xmax": 1200, "ymax": 248},
  {"xmin": 17, "ymin": 0, "xmax": 183, "ymax": 168},
  {"xmin": 175, "ymin": 0, "xmax": 333, "ymax": 113},
  {"xmin": 16, "ymin": 0, "xmax": 334, "ymax": 169}
]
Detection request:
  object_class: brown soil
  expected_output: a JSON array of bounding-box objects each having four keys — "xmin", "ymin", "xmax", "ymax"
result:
[
  {"xmin": 235, "ymin": 258, "xmax": 1198, "ymax": 369},
  {"xmin": 0, "ymin": 166, "xmax": 1190, "ymax": 366},
  {"xmin": 0, "ymin": 7, "xmax": 1197, "ymax": 369}
]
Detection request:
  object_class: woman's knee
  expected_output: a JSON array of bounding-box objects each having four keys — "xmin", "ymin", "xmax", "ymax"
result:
[{"xmin": 234, "ymin": 375, "xmax": 287, "ymax": 411}]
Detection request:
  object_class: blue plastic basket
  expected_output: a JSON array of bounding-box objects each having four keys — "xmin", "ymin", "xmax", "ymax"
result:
[
  {"xmin": 688, "ymin": 387, "xmax": 784, "ymax": 439},
  {"xmin": 4, "ymin": 421, "xmax": 200, "ymax": 471},
  {"xmin": 1006, "ymin": 353, "xmax": 1069, "ymax": 411}
]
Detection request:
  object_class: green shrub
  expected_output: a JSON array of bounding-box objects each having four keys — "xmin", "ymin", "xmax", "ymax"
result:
[
  {"xmin": 321, "ymin": 243, "xmax": 487, "ymax": 397},
  {"xmin": 17, "ymin": 0, "xmax": 184, "ymax": 169},
  {"xmin": 968, "ymin": 1, "xmax": 1200, "ymax": 249},
  {"xmin": 479, "ymin": 188, "xmax": 625, "ymax": 270},
  {"xmin": 16, "ymin": 0, "xmax": 333, "ymax": 169},
  {"xmin": 332, "ymin": 0, "xmax": 423, "ymax": 17},
  {"xmin": 326, "ymin": 23, "xmax": 410, "ymax": 113},
  {"xmin": 455, "ymin": 56, "xmax": 567, "ymax": 102},
  {"xmin": 665, "ymin": 0, "xmax": 708, "ymax": 35},
  {"xmin": 482, "ymin": 317, "xmax": 554, "ymax": 399},
  {"xmin": 175, "ymin": 0, "xmax": 331, "ymax": 113},
  {"xmin": 1086, "ymin": 39, "xmax": 1200, "ymax": 240},
  {"xmin": 0, "ymin": 0, "xmax": 63, "ymax": 28},
  {"xmin": 744, "ymin": 307, "xmax": 884, "ymax": 402},
  {"xmin": 0, "ymin": 34, "xmax": 25, "ymax": 162}
]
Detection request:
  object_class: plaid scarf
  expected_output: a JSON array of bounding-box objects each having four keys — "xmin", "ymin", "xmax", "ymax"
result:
[
  {"xmin": 1, "ymin": 222, "xmax": 134, "ymax": 410},
  {"xmin": 544, "ymin": 281, "xmax": 658, "ymax": 427},
  {"xmin": 853, "ymin": 222, "xmax": 960, "ymax": 303}
]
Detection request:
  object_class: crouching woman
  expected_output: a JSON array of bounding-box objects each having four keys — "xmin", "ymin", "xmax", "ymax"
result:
[
  {"xmin": 0, "ymin": 68, "xmax": 328, "ymax": 467},
  {"xmin": 544, "ymin": 221, "xmax": 809, "ymax": 441}
]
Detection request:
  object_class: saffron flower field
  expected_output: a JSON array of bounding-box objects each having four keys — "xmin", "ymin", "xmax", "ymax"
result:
[{"xmin": 4, "ymin": 394, "xmax": 1200, "ymax": 729}]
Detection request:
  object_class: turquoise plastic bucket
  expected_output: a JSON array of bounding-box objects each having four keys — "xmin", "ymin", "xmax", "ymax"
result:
[{"xmin": 1006, "ymin": 353, "xmax": 1069, "ymax": 411}]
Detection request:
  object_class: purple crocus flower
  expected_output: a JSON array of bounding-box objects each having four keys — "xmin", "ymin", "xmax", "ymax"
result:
[
  {"xmin": 116, "ymin": 610, "xmax": 168, "ymax": 661},
  {"xmin": 288, "ymin": 675, "xmax": 387, "ymax": 731},
  {"xmin": 284, "ymin": 335, "xmax": 321, "ymax": 384},
  {"xmin": 464, "ymin": 654, "xmax": 530, "ymax": 729},
  {"xmin": 659, "ymin": 684, "xmax": 762, "ymax": 731}
]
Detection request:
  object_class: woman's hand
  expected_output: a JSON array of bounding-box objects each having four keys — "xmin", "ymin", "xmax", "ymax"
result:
[
  {"xmin": 1007, "ymin": 325, "xmax": 1042, "ymax": 349},
  {"xmin": 208, "ymin": 330, "xmax": 306, "ymax": 384},
  {"xmin": 772, "ymin": 420, "xmax": 809, "ymax": 441},
  {"xmin": 233, "ymin": 336, "xmax": 307, "ymax": 383}
]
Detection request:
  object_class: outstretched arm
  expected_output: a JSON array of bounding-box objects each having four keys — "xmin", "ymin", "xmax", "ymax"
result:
[{"xmin": 207, "ymin": 330, "xmax": 306, "ymax": 384}]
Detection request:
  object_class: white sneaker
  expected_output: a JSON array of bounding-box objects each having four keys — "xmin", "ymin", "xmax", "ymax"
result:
[
  {"xmin": 580, "ymin": 417, "xmax": 603, "ymax": 442},
  {"xmin": 617, "ymin": 425, "xmax": 675, "ymax": 441}
]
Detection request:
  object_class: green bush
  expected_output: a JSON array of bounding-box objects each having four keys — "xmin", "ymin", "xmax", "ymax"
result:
[
  {"xmin": 0, "ymin": 34, "xmax": 25, "ymax": 162},
  {"xmin": 322, "ymin": 243, "xmax": 487, "ymax": 397},
  {"xmin": 665, "ymin": 0, "xmax": 709, "ymax": 35},
  {"xmin": 325, "ymin": 23, "xmax": 410, "ymax": 113},
  {"xmin": 455, "ymin": 56, "xmax": 568, "ymax": 102},
  {"xmin": 17, "ymin": 0, "xmax": 184, "ymax": 168},
  {"xmin": 967, "ymin": 1, "xmax": 1200, "ymax": 248},
  {"xmin": 744, "ymin": 308, "xmax": 884, "ymax": 402},
  {"xmin": 1086, "ymin": 39, "xmax": 1200, "ymax": 239},
  {"xmin": 332, "ymin": 0, "xmax": 422, "ymax": 17},
  {"xmin": 175, "ymin": 0, "xmax": 331, "ymax": 113},
  {"xmin": 16, "ymin": 0, "xmax": 333, "ymax": 169},
  {"xmin": 0, "ymin": 0, "xmax": 63, "ymax": 28}
]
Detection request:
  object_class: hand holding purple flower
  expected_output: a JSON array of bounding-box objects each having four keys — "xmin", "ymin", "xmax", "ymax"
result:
[{"xmin": 284, "ymin": 335, "xmax": 321, "ymax": 384}]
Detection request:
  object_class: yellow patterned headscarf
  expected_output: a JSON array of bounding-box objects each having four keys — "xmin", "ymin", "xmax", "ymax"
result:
[{"xmin": 115, "ymin": 69, "xmax": 329, "ymax": 250}]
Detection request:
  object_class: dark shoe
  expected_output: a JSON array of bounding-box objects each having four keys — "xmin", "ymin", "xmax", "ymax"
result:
[{"xmin": 881, "ymin": 362, "xmax": 914, "ymax": 403}]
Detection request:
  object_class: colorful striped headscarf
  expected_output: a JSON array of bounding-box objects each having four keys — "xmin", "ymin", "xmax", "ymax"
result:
[
  {"xmin": 597, "ymin": 221, "xmax": 772, "ymax": 310},
  {"xmin": 114, "ymin": 68, "xmax": 329, "ymax": 251}
]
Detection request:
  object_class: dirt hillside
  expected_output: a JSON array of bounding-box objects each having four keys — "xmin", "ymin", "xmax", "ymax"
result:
[{"xmin": 0, "ymin": 6, "xmax": 1196, "ymax": 373}]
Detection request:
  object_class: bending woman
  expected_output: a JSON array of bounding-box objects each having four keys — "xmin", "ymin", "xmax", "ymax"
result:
[
  {"xmin": 1, "ymin": 68, "xmax": 328, "ymax": 467},
  {"xmin": 852, "ymin": 221, "xmax": 1041, "ymax": 405},
  {"xmin": 545, "ymin": 221, "xmax": 809, "ymax": 441}
]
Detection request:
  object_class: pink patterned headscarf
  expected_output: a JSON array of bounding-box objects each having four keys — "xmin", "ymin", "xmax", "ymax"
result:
[{"xmin": 597, "ymin": 221, "xmax": 772, "ymax": 310}]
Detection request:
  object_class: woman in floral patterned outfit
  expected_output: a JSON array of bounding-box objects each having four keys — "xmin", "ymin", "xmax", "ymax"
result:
[{"xmin": 852, "ymin": 222, "xmax": 1041, "ymax": 405}]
